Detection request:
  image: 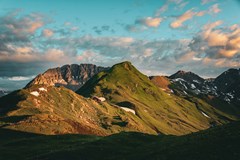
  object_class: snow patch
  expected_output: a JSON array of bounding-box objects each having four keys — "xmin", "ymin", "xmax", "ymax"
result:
[
  {"xmin": 193, "ymin": 80, "xmax": 200, "ymax": 84},
  {"xmin": 120, "ymin": 107, "xmax": 136, "ymax": 114},
  {"xmin": 224, "ymin": 96, "xmax": 230, "ymax": 103},
  {"xmin": 183, "ymin": 84, "xmax": 188, "ymax": 90},
  {"xmin": 226, "ymin": 93, "xmax": 234, "ymax": 99},
  {"xmin": 201, "ymin": 111, "xmax": 210, "ymax": 118},
  {"xmin": 174, "ymin": 78, "xmax": 186, "ymax": 82},
  {"xmin": 30, "ymin": 91, "xmax": 39, "ymax": 97},
  {"xmin": 39, "ymin": 87, "xmax": 47, "ymax": 91},
  {"xmin": 191, "ymin": 83, "xmax": 196, "ymax": 89}
]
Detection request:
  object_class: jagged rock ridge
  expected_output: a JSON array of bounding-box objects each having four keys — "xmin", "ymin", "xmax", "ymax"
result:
[
  {"xmin": 151, "ymin": 68, "xmax": 240, "ymax": 105},
  {"xmin": 26, "ymin": 64, "xmax": 109, "ymax": 91}
]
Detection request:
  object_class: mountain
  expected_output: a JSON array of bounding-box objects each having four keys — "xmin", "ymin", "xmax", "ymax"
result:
[
  {"xmin": 0, "ymin": 89, "xmax": 10, "ymax": 97},
  {"xmin": 214, "ymin": 68, "xmax": 240, "ymax": 105},
  {"xmin": 77, "ymin": 61, "xmax": 237, "ymax": 135},
  {"xmin": 149, "ymin": 76, "xmax": 171, "ymax": 92},
  {"xmin": 1, "ymin": 61, "xmax": 240, "ymax": 159},
  {"xmin": 169, "ymin": 70, "xmax": 204, "ymax": 83},
  {"xmin": 0, "ymin": 90, "xmax": 6, "ymax": 97},
  {"xmin": 167, "ymin": 70, "xmax": 213, "ymax": 96},
  {"xmin": 26, "ymin": 64, "xmax": 109, "ymax": 91},
  {"xmin": 166, "ymin": 69, "xmax": 240, "ymax": 106},
  {"xmin": 1, "ymin": 61, "xmax": 239, "ymax": 136},
  {"xmin": 1, "ymin": 119, "xmax": 240, "ymax": 160},
  {"xmin": 0, "ymin": 85, "xmax": 154, "ymax": 135}
]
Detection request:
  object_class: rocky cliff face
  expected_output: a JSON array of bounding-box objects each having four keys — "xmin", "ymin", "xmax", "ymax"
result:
[
  {"xmin": 162, "ymin": 68, "xmax": 240, "ymax": 105},
  {"xmin": 25, "ymin": 64, "xmax": 109, "ymax": 91},
  {"xmin": 169, "ymin": 70, "xmax": 204, "ymax": 83},
  {"xmin": 213, "ymin": 68, "xmax": 240, "ymax": 105}
]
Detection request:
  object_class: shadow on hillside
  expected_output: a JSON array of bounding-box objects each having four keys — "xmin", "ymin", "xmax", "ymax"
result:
[
  {"xmin": 0, "ymin": 115, "xmax": 30, "ymax": 124},
  {"xmin": 0, "ymin": 90, "xmax": 26, "ymax": 116}
]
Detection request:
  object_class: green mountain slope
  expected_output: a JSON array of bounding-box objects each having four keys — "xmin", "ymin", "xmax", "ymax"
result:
[
  {"xmin": 77, "ymin": 61, "xmax": 235, "ymax": 135},
  {"xmin": 0, "ymin": 85, "xmax": 155, "ymax": 135},
  {"xmin": 149, "ymin": 76, "xmax": 240, "ymax": 124},
  {"xmin": 1, "ymin": 120, "xmax": 240, "ymax": 160}
]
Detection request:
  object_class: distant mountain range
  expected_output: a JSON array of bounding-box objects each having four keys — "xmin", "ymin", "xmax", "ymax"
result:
[
  {"xmin": 162, "ymin": 68, "xmax": 240, "ymax": 105},
  {"xmin": 1, "ymin": 61, "xmax": 239, "ymax": 137},
  {"xmin": 0, "ymin": 89, "xmax": 10, "ymax": 97}
]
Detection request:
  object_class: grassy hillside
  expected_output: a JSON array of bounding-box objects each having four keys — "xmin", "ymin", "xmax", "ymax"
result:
[
  {"xmin": 77, "ymin": 61, "xmax": 236, "ymax": 135},
  {"xmin": 0, "ymin": 85, "xmax": 155, "ymax": 135},
  {"xmin": 0, "ymin": 121, "xmax": 240, "ymax": 160}
]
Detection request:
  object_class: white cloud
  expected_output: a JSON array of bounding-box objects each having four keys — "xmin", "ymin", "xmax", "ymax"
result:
[{"xmin": 8, "ymin": 76, "xmax": 35, "ymax": 81}]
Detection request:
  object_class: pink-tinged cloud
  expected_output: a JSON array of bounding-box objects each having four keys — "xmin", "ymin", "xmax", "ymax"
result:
[
  {"xmin": 143, "ymin": 48, "xmax": 154, "ymax": 57},
  {"xmin": 42, "ymin": 29, "xmax": 54, "ymax": 37},
  {"xmin": 170, "ymin": 9, "xmax": 197, "ymax": 28},
  {"xmin": 171, "ymin": 4, "xmax": 221, "ymax": 29},
  {"xmin": 77, "ymin": 50, "xmax": 96, "ymax": 61},
  {"xmin": 137, "ymin": 17, "xmax": 162, "ymax": 28},
  {"xmin": 202, "ymin": 57, "xmax": 240, "ymax": 68},
  {"xmin": 191, "ymin": 21, "xmax": 240, "ymax": 59},
  {"xmin": 209, "ymin": 4, "xmax": 221, "ymax": 14},
  {"xmin": 155, "ymin": 4, "xmax": 168, "ymax": 17},
  {"xmin": 201, "ymin": 0, "xmax": 216, "ymax": 5},
  {"xmin": 205, "ymin": 30, "xmax": 228, "ymax": 47},
  {"xmin": 218, "ymin": 49, "xmax": 238, "ymax": 58},
  {"xmin": 15, "ymin": 47, "xmax": 33, "ymax": 53},
  {"xmin": 1, "ymin": 12, "xmax": 48, "ymax": 41},
  {"xmin": 0, "ymin": 52, "xmax": 39, "ymax": 62},
  {"xmin": 203, "ymin": 20, "xmax": 223, "ymax": 30},
  {"xmin": 44, "ymin": 49, "xmax": 66, "ymax": 61},
  {"xmin": 28, "ymin": 21, "xmax": 43, "ymax": 33}
]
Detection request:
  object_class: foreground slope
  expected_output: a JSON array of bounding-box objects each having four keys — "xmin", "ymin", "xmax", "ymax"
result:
[
  {"xmin": 0, "ymin": 85, "xmax": 154, "ymax": 135},
  {"xmin": 1, "ymin": 121, "xmax": 240, "ymax": 160},
  {"xmin": 77, "ymin": 61, "xmax": 235, "ymax": 135}
]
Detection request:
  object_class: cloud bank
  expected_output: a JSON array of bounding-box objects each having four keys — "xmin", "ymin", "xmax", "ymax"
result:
[{"xmin": 0, "ymin": 6, "xmax": 239, "ymax": 80}]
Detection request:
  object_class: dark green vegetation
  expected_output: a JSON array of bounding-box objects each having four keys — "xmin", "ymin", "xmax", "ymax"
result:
[{"xmin": 1, "ymin": 121, "xmax": 240, "ymax": 160}]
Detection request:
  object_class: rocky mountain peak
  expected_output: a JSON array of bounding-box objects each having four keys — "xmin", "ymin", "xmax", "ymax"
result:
[
  {"xmin": 25, "ymin": 63, "xmax": 109, "ymax": 91},
  {"xmin": 169, "ymin": 70, "xmax": 204, "ymax": 83},
  {"xmin": 176, "ymin": 70, "xmax": 188, "ymax": 74}
]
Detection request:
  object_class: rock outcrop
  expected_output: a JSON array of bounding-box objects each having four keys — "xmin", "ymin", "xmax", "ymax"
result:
[{"xmin": 26, "ymin": 64, "xmax": 109, "ymax": 91}]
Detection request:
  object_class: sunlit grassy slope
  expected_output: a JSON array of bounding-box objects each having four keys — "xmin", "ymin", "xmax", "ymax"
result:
[
  {"xmin": 0, "ymin": 85, "xmax": 155, "ymax": 135},
  {"xmin": 77, "ymin": 61, "xmax": 237, "ymax": 135}
]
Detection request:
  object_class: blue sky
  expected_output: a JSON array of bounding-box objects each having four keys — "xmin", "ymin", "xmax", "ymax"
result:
[{"xmin": 0, "ymin": 0, "xmax": 240, "ymax": 90}]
